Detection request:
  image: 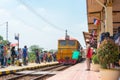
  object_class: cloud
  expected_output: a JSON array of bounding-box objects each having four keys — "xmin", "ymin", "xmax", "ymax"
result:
[
  {"xmin": 8, "ymin": 18, "xmax": 61, "ymax": 50},
  {"xmin": 0, "ymin": 9, "xmax": 11, "ymax": 21},
  {"xmin": 17, "ymin": 4, "xmax": 27, "ymax": 11},
  {"xmin": 0, "ymin": 0, "xmax": 88, "ymax": 50},
  {"xmin": 0, "ymin": 0, "xmax": 14, "ymax": 8},
  {"xmin": 0, "ymin": 0, "xmax": 13, "ymax": 3},
  {"xmin": 38, "ymin": 8, "xmax": 46, "ymax": 13},
  {"xmin": 42, "ymin": 26, "xmax": 59, "ymax": 32},
  {"xmin": 36, "ymin": 7, "xmax": 48, "ymax": 17}
]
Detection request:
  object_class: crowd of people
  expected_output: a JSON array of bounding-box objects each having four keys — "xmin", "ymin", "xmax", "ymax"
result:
[
  {"xmin": 0, "ymin": 44, "xmax": 57, "ymax": 68},
  {"xmin": 34, "ymin": 50, "xmax": 57, "ymax": 64},
  {"xmin": 0, "ymin": 45, "xmax": 29, "ymax": 68},
  {"xmin": 85, "ymin": 26, "xmax": 120, "ymax": 71}
]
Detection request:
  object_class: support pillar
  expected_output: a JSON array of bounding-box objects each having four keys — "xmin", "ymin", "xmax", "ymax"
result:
[
  {"xmin": 105, "ymin": 0, "xmax": 113, "ymax": 36},
  {"xmin": 100, "ymin": 11, "xmax": 105, "ymax": 33}
]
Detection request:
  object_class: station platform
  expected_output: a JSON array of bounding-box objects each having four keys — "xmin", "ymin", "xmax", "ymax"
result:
[
  {"xmin": 0, "ymin": 62, "xmax": 58, "ymax": 75},
  {"xmin": 47, "ymin": 61, "xmax": 101, "ymax": 80}
]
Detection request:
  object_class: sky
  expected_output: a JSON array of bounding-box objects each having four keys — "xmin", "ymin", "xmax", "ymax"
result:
[{"xmin": 0, "ymin": 0, "xmax": 88, "ymax": 50}]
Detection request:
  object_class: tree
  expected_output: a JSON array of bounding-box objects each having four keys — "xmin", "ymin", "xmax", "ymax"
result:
[
  {"xmin": 49, "ymin": 49, "xmax": 57, "ymax": 53},
  {"xmin": 28, "ymin": 45, "xmax": 44, "ymax": 62},
  {"xmin": 29, "ymin": 45, "xmax": 44, "ymax": 52},
  {"xmin": 0, "ymin": 35, "xmax": 10, "ymax": 45},
  {"xmin": 0, "ymin": 35, "xmax": 3, "ymax": 41}
]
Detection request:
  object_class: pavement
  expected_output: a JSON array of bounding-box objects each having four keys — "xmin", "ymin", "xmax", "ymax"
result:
[{"xmin": 47, "ymin": 61, "xmax": 101, "ymax": 80}]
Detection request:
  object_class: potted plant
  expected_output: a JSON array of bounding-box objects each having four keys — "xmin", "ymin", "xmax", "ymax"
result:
[
  {"xmin": 91, "ymin": 54, "xmax": 100, "ymax": 72},
  {"xmin": 92, "ymin": 54, "xmax": 99, "ymax": 64},
  {"xmin": 97, "ymin": 39, "xmax": 120, "ymax": 80}
]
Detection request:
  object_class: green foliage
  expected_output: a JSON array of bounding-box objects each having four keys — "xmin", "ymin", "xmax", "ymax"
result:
[
  {"xmin": 0, "ymin": 35, "xmax": 10, "ymax": 45},
  {"xmin": 97, "ymin": 39, "xmax": 119, "ymax": 69},
  {"xmin": 0, "ymin": 35, "xmax": 3, "ymax": 41},
  {"xmin": 29, "ymin": 45, "xmax": 44, "ymax": 52},
  {"xmin": 92, "ymin": 54, "xmax": 99, "ymax": 64},
  {"xmin": 28, "ymin": 52, "xmax": 36, "ymax": 62},
  {"xmin": 49, "ymin": 49, "xmax": 57, "ymax": 53},
  {"xmin": 28, "ymin": 45, "xmax": 44, "ymax": 62},
  {"xmin": 2, "ymin": 40, "xmax": 9, "ymax": 45}
]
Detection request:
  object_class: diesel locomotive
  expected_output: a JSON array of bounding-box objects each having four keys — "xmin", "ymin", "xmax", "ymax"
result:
[{"xmin": 56, "ymin": 31, "xmax": 82, "ymax": 64}]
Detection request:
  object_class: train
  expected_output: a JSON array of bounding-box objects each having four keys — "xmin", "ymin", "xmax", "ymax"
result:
[{"xmin": 56, "ymin": 31, "xmax": 83, "ymax": 64}]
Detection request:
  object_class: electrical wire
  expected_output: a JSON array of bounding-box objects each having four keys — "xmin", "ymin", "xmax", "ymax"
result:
[
  {"xmin": 17, "ymin": 0, "xmax": 64, "ymax": 31},
  {"xmin": 17, "ymin": 0, "xmax": 84, "ymax": 36},
  {"xmin": 16, "ymin": 0, "xmax": 86, "ymax": 38}
]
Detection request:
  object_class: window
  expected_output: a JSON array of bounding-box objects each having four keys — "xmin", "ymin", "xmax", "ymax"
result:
[
  {"xmin": 68, "ymin": 40, "xmax": 75, "ymax": 46},
  {"xmin": 59, "ymin": 40, "xmax": 66, "ymax": 46}
]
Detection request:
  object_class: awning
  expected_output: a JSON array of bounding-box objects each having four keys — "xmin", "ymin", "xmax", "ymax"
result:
[{"xmin": 86, "ymin": 0, "xmax": 120, "ymax": 34}]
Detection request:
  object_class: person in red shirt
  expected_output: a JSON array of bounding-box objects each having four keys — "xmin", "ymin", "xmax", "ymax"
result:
[{"xmin": 86, "ymin": 44, "xmax": 93, "ymax": 71}]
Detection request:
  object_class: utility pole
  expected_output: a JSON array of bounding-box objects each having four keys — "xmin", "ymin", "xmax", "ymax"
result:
[
  {"xmin": 18, "ymin": 33, "xmax": 19, "ymax": 49},
  {"xmin": 6, "ymin": 22, "xmax": 8, "ymax": 41}
]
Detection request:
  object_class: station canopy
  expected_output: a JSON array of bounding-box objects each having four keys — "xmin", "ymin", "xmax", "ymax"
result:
[{"xmin": 84, "ymin": 0, "xmax": 120, "ymax": 46}]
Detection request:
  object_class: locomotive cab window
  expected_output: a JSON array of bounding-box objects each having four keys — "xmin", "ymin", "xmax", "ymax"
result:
[
  {"xmin": 59, "ymin": 40, "xmax": 67, "ymax": 46},
  {"xmin": 68, "ymin": 40, "xmax": 75, "ymax": 46}
]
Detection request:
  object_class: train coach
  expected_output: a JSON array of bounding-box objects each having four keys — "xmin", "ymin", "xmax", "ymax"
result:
[{"xmin": 56, "ymin": 31, "xmax": 82, "ymax": 64}]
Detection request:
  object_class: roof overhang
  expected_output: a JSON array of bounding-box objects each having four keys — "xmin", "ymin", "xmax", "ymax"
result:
[
  {"xmin": 84, "ymin": 0, "xmax": 120, "ymax": 47},
  {"xmin": 86, "ymin": 0, "xmax": 120, "ymax": 33}
]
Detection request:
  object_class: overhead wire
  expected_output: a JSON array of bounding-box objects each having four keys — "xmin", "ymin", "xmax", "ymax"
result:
[
  {"xmin": 9, "ymin": 13, "xmax": 65, "ymax": 36},
  {"xmin": 16, "ymin": 0, "xmax": 88, "ymax": 48},
  {"xmin": 11, "ymin": 14, "xmax": 42, "ymax": 32},
  {"xmin": 16, "ymin": 0, "xmax": 86, "ymax": 38},
  {"xmin": 17, "ymin": 0, "xmax": 64, "ymax": 31}
]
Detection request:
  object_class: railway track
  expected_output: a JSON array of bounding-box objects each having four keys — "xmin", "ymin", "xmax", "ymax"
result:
[{"xmin": 0, "ymin": 64, "xmax": 71, "ymax": 80}]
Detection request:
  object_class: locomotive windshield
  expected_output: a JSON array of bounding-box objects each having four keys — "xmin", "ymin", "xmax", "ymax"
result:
[
  {"xmin": 59, "ymin": 40, "xmax": 75, "ymax": 46},
  {"xmin": 59, "ymin": 40, "xmax": 67, "ymax": 46},
  {"xmin": 68, "ymin": 40, "xmax": 75, "ymax": 46}
]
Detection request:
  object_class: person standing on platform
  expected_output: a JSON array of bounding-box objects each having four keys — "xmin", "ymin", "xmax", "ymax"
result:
[
  {"xmin": 39, "ymin": 52, "xmax": 43, "ymax": 62},
  {"xmin": 35, "ymin": 49, "xmax": 40, "ymax": 64},
  {"xmin": 18, "ymin": 48, "xmax": 22, "ymax": 66},
  {"xmin": 3, "ymin": 45, "xmax": 7, "ymax": 67},
  {"xmin": 52, "ymin": 52, "xmax": 57, "ymax": 62},
  {"xmin": 43, "ymin": 51, "xmax": 47, "ymax": 63},
  {"xmin": 47, "ymin": 52, "xmax": 51, "ymax": 62},
  {"xmin": 85, "ymin": 44, "xmax": 93, "ymax": 71},
  {"xmin": 114, "ymin": 27, "xmax": 120, "ymax": 66},
  {"xmin": 114, "ymin": 27, "xmax": 120, "ymax": 42},
  {"xmin": 7, "ymin": 48, "xmax": 11, "ymax": 66},
  {"xmin": 11, "ymin": 46, "xmax": 16, "ymax": 66},
  {"xmin": 0, "ymin": 45, "xmax": 5, "ymax": 68},
  {"xmin": 22, "ymin": 45, "xmax": 28, "ymax": 66}
]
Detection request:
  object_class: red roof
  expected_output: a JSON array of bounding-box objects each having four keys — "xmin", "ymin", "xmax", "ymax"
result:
[{"xmin": 58, "ymin": 36, "xmax": 77, "ymax": 40}]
